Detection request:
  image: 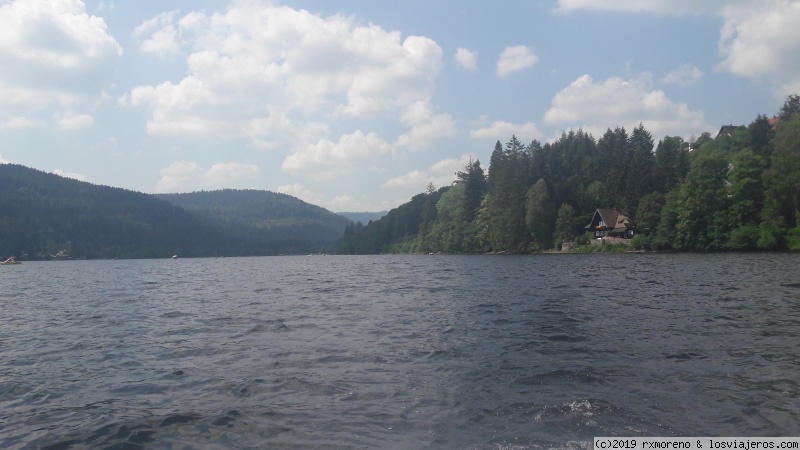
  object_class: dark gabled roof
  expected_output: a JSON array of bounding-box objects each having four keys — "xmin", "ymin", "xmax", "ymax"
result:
[
  {"xmin": 716, "ymin": 124, "xmax": 742, "ymax": 138},
  {"xmin": 586, "ymin": 208, "xmax": 630, "ymax": 232}
]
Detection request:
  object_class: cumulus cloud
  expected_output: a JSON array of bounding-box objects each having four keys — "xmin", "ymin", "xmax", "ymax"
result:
[
  {"xmin": 127, "ymin": 4, "xmax": 444, "ymax": 142},
  {"xmin": 663, "ymin": 64, "xmax": 704, "ymax": 86},
  {"xmin": 276, "ymin": 183, "xmax": 371, "ymax": 211},
  {"xmin": 394, "ymin": 115, "xmax": 457, "ymax": 151},
  {"xmin": 469, "ymin": 119, "xmax": 541, "ymax": 141},
  {"xmin": 276, "ymin": 183, "xmax": 314, "ymax": 201},
  {"xmin": 394, "ymin": 101, "xmax": 456, "ymax": 150},
  {"xmin": 0, "ymin": 0, "xmax": 121, "ymax": 121},
  {"xmin": 716, "ymin": 1, "xmax": 800, "ymax": 96},
  {"xmin": 326, "ymin": 194, "xmax": 362, "ymax": 211},
  {"xmin": 557, "ymin": 0, "xmax": 800, "ymax": 96},
  {"xmin": 282, "ymin": 130, "xmax": 393, "ymax": 176},
  {"xmin": 52, "ymin": 169, "xmax": 88, "ymax": 182},
  {"xmin": 496, "ymin": 45, "xmax": 538, "ymax": 77},
  {"xmin": 455, "ymin": 48, "xmax": 477, "ymax": 71},
  {"xmin": 543, "ymin": 73, "xmax": 711, "ymax": 139},
  {"xmin": 56, "ymin": 111, "xmax": 94, "ymax": 130},
  {"xmin": 555, "ymin": 0, "xmax": 726, "ymax": 15},
  {"xmin": 2, "ymin": 116, "xmax": 39, "ymax": 128},
  {"xmin": 381, "ymin": 170, "xmax": 430, "ymax": 190},
  {"xmin": 133, "ymin": 10, "xmax": 182, "ymax": 58},
  {"xmin": 154, "ymin": 161, "xmax": 262, "ymax": 193},
  {"xmin": 382, "ymin": 154, "xmax": 477, "ymax": 190},
  {"xmin": 95, "ymin": 2, "xmax": 116, "ymax": 14}
]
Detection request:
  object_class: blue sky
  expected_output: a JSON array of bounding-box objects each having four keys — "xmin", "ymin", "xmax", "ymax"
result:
[{"xmin": 1, "ymin": 0, "xmax": 798, "ymax": 212}]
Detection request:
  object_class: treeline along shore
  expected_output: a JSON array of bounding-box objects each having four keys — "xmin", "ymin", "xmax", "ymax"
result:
[
  {"xmin": 2, "ymin": 95, "xmax": 799, "ymax": 259},
  {"xmin": 335, "ymin": 95, "xmax": 800, "ymax": 254}
]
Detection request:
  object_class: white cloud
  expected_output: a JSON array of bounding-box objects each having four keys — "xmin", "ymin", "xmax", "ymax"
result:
[
  {"xmin": 496, "ymin": 45, "xmax": 538, "ymax": 77},
  {"xmin": 382, "ymin": 154, "xmax": 476, "ymax": 190},
  {"xmin": 133, "ymin": 10, "xmax": 182, "ymax": 58},
  {"xmin": 0, "ymin": 154, "xmax": 10, "ymax": 164},
  {"xmin": 56, "ymin": 112, "xmax": 93, "ymax": 130},
  {"xmin": 381, "ymin": 170, "xmax": 430, "ymax": 190},
  {"xmin": 276, "ymin": 183, "xmax": 314, "ymax": 201},
  {"xmin": 276, "ymin": 183, "xmax": 373, "ymax": 211},
  {"xmin": 394, "ymin": 101, "xmax": 456, "ymax": 150},
  {"xmin": 326, "ymin": 194, "xmax": 360, "ymax": 211},
  {"xmin": 455, "ymin": 48, "xmax": 477, "ymax": 71},
  {"xmin": 555, "ymin": 0, "xmax": 726, "ymax": 15},
  {"xmin": 716, "ymin": 1, "xmax": 800, "ymax": 96},
  {"xmin": 52, "ymin": 169, "xmax": 88, "ymax": 182},
  {"xmin": 128, "ymin": 4, "xmax": 444, "ymax": 142},
  {"xmin": 663, "ymin": 64, "xmax": 704, "ymax": 86},
  {"xmin": 0, "ymin": 0, "xmax": 121, "ymax": 119},
  {"xmin": 247, "ymin": 114, "xmax": 327, "ymax": 151},
  {"xmin": 154, "ymin": 161, "xmax": 262, "ymax": 193},
  {"xmin": 394, "ymin": 114, "xmax": 456, "ymax": 151},
  {"xmin": 2, "ymin": 116, "xmax": 39, "ymax": 128},
  {"xmin": 282, "ymin": 129, "xmax": 393, "ymax": 176},
  {"xmin": 543, "ymin": 73, "xmax": 711, "ymax": 139},
  {"xmin": 557, "ymin": 0, "xmax": 800, "ymax": 97},
  {"xmin": 95, "ymin": 2, "xmax": 116, "ymax": 14},
  {"xmin": 206, "ymin": 162, "xmax": 262, "ymax": 184},
  {"xmin": 470, "ymin": 119, "xmax": 542, "ymax": 141}
]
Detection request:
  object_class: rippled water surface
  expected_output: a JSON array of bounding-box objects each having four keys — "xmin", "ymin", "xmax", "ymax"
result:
[{"xmin": 1, "ymin": 254, "xmax": 799, "ymax": 449}]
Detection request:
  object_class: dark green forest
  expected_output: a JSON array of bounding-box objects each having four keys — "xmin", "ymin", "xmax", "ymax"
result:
[
  {"xmin": 155, "ymin": 190, "xmax": 350, "ymax": 244},
  {"xmin": 336, "ymin": 95, "xmax": 800, "ymax": 254},
  {"xmin": 0, "ymin": 165, "xmax": 350, "ymax": 260}
]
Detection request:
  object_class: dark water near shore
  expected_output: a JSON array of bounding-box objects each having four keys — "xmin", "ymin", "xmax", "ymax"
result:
[{"xmin": 1, "ymin": 253, "xmax": 799, "ymax": 449}]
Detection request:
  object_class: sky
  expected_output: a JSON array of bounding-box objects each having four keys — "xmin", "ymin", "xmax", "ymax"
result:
[{"xmin": 1, "ymin": 0, "xmax": 799, "ymax": 212}]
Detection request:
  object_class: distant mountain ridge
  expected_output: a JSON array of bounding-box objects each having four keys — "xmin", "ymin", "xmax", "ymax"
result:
[
  {"xmin": 154, "ymin": 189, "xmax": 351, "ymax": 244},
  {"xmin": 336, "ymin": 211, "xmax": 388, "ymax": 224},
  {"xmin": 0, "ymin": 164, "xmax": 350, "ymax": 259}
]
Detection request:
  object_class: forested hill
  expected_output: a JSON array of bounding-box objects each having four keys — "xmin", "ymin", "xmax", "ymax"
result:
[
  {"xmin": 0, "ymin": 165, "xmax": 351, "ymax": 259},
  {"xmin": 154, "ymin": 190, "xmax": 351, "ymax": 244},
  {"xmin": 336, "ymin": 94, "xmax": 800, "ymax": 254},
  {"xmin": 0, "ymin": 164, "xmax": 216, "ymax": 259}
]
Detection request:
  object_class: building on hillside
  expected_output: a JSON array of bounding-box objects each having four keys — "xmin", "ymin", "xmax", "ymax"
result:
[
  {"xmin": 716, "ymin": 124, "xmax": 743, "ymax": 139},
  {"xmin": 585, "ymin": 208, "xmax": 634, "ymax": 239},
  {"xmin": 769, "ymin": 117, "xmax": 780, "ymax": 129}
]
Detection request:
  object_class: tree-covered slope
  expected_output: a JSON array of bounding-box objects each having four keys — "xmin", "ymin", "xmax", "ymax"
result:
[
  {"xmin": 154, "ymin": 189, "xmax": 351, "ymax": 244},
  {"xmin": 0, "ymin": 166, "xmax": 352, "ymax": 259},
  {"xmin": 337, "ymin": 94, "xmax": 800, "ymax": 254},
  {"xmin": 0, "ymin": 164, "xmax": 217, "ymax": 259}
]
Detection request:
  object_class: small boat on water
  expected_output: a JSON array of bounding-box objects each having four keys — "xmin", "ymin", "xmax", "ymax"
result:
[{"xmin": 1, "ymin": 256, "xmax": 21, "ymax": 265}]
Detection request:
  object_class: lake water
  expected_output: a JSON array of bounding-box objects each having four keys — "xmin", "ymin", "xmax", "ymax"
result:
[{"xmin": 1, "ymin": 253, "xmax": 799, "ymax": 449}]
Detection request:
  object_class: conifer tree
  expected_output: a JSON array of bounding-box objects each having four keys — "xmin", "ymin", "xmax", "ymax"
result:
[
  {"xmin": 727, "ymin": 149, "xmax": 766, "ymax": 249},
  {"xmin": 484, "ymin": 136, "xmax": 530, "ymax": 251},
  {"xmin": 674, "ymin": 153, "xmax": 732, "ymax": 250},
  {"xmin": 654, "ymin": 136, "xmax": 690, "ymax": 193},
  {"xmin": 525, "ymin": 178, "xmax": 555, "ymax": 250},
  {"xmin": 627, "ymin": 123, "xmax": 656, "ymax": 218},
  {"xmin": 553, "ymin": 203, "xmax": 579, "ymax": 246},
  {"xmin": 455, "ymin": 159, "xmax": 488, "ymax": 223},
  {"xmin": 747, "ymin": 114, "xmax": 774, "ymax": 161}
]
